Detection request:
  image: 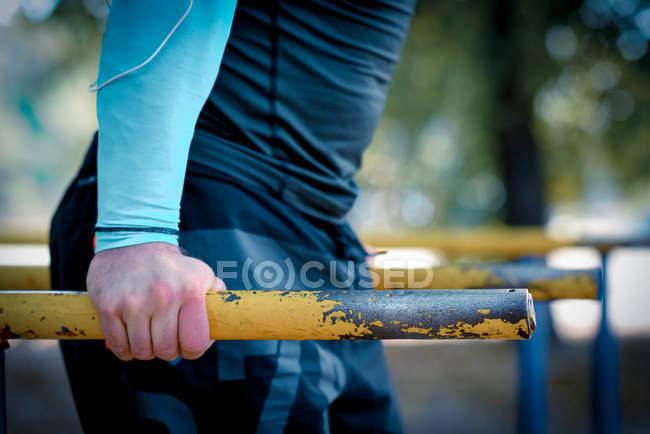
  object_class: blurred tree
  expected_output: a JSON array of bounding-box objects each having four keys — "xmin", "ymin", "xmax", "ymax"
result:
[
  {"xmin": 1, "ymin": 0, "xmax": 649, "ymax": 231},
  {"xmin": 0, "ymin": 0, "xmax": 104, "ymax": 227},
  {"xmin": 354, "ymin": 0, "xmax": 650, "ymax": 232}
]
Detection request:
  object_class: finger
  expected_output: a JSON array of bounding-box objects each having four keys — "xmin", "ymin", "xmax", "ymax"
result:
[
  {"xmin": 100, "ymin": 316, "xmax": 132, "ymax": 361},
  {"xmin": 178, "ymin": 296, "xmax": 211, "ymax": 359},
  {"xmin": 125, "ymin": 315, "xmax": 154, "ymax": 360},
  {"xmin": 211, "ymin": 276, "xmax": 226, "ymax": 292},
  {"xmin": 151, "ymin": 308, "xmax": 180, "ymax": 361}
]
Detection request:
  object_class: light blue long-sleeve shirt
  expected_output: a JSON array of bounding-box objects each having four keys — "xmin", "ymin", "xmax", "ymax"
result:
[{"xmin": 94, "ymin": 0, "xmax": 236, "ymax": 252}]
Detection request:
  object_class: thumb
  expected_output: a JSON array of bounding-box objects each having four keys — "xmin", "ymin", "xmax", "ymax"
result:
[{"xmin": 209, "ymin": 275, "xmax": 227, "ymax": 292}]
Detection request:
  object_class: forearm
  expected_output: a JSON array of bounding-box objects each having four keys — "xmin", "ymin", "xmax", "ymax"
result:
[{"xmin": 95, "ymin": 0, "xmax": 236, "ymax": 252}]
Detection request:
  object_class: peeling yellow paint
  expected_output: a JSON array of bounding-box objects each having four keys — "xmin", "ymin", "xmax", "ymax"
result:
[
  {"xmin": 0, "ymin": 291, "xmax": 378, "ymax": 340},
  {"xmin": 209, "ymin": 291, "xmax": 374, "ymax": 340},
  {"xmin": 437, "ymin": 318, "xmax": 531, "ymax": 339},
  {"xmin": 477, "ymin": 309, "xmax": 491, "ymax": 314},
  {"xmin": 369, "ymin": 320, "xmax": 384, "ymax": 327},
  {"xmin": 401, "ymin": 325, "xmax": 434, "ymax": 335}
]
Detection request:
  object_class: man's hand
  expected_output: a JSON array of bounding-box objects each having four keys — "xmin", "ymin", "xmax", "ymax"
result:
[{"xmin": 87, "ymin": 242, "xmax": 225, "ymax": 361}]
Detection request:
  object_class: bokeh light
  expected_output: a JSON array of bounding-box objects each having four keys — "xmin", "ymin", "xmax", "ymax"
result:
[
  {"xmin": 545, "ymin": 26, "xmax": 578, "ymax": 60},
  {"xmin": 616, "ymin": 28, "xmax": 648, "ymax": 60}
]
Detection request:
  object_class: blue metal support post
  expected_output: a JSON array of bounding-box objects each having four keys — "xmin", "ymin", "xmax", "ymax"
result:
[
  {"xmin": 517, "ymin": 301, "xmax": 550, "ymax": 434},
  {"xmin": 592, "ymin": 252, "xmax": 619, "ymax": 434}
]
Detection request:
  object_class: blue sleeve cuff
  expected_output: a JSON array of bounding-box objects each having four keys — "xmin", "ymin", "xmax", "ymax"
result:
[{"xmin": 95, "ymin": 227, "xmax": 179, "ymax": 253}]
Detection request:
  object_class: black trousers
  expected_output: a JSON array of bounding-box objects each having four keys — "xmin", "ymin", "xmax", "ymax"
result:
[{"xmin": 49, "ymin": 135, "xmax": 401, "ymax": 434}]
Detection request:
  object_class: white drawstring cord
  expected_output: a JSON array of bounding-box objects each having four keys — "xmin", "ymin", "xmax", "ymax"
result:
[{"xmin": 89, "ymin": 0, "xmax": 193, "ymax": 92}]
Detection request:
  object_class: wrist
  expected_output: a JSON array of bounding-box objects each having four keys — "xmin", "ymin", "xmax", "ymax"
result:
[
  {"xmin": 94, "ymin": 228, "xmax": 179, "ymax": 253},
  {"xmin": 94, "ymin": 241, "xmax": 180, "ymax": 257}
]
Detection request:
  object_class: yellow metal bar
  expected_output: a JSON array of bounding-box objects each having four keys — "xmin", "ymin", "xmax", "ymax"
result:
[
  {"xmin": 370, "ymin": 263, "xmax": 600, "ymax": 300},
  {"xmin": 363, "ymin": 227, "xmax": 573, "ymax": 258},
  {"xmin": 0, "ymin": 266, "xmax": 50, "ymax": 292},
  {"xmin": 0, "ymin": 227, "xmax": 576, "ymax": 256},
  {"xmin": 0, "ymin": 289, "xmax": 535, "ymax": 340},
  {"xmin": 0, "ymin": 232, "xmax": 47, "ymax": 245},
  {"xmin": 3, "ymin": 226, "xmax": 646, "ymax": 256}
]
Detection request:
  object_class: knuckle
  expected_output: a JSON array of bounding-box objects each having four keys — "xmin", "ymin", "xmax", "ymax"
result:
[
  {"xmin": 122, "ymin": 293, "xmax": 144, "ymax": 315},
  {"xmin": 198, "ymin": 262, "xmax": 215, "ymax": 278},
  {"xmin": 151, "ymin": 281, "xmax": 176, "ymax": 309},
  {"xmin": 150, "ymin": 276, "xmax": 173, "ymax": 292},
  {"xmin": 182, "ymin": 277, "xmax": 204, "ymax": 297},
  {"xmin": 97, "ymin": 303, "xmax": 120, "ymax": 318}
]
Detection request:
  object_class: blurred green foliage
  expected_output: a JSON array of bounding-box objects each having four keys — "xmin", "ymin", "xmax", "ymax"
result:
[{"xmin": 354, "ymin": 0, "xmax": 650, "ymax": 232}]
